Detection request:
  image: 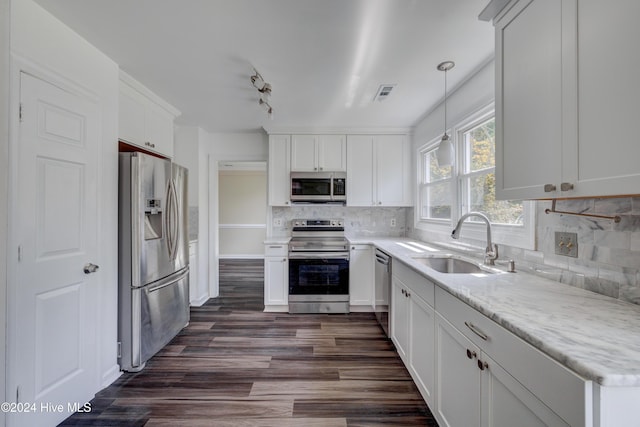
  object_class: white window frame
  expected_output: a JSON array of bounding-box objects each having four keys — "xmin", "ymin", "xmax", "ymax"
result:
[{"xmin": 415, "ymin": 104, "xmax": 535, "ymax": 250}]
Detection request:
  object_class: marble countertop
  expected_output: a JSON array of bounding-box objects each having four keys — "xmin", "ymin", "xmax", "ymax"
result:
[{"xmin": 348, "ymin": 236, "xmax": 640, "ymax": 387}]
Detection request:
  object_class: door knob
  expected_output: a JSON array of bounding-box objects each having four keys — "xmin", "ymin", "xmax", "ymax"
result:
[{"xmin": 83, "ymin": 263, "xmax": 100, "ymax": 274}]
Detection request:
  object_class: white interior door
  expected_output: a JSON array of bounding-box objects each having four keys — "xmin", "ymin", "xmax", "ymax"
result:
[{"xmin": 11, "ymin": 72, "xmax": 100, "ymax": 426}]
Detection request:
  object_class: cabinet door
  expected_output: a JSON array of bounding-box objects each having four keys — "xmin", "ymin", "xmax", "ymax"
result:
[
  {"xmin": 375, "ymin": 135, "xmax": 411, "ymax": 206},
  {"xmin": 291, "ymin": 135, "xmax": 318, "ymax": 171},
  {"xmin": 573, "ymin": 0, "xmax": 640, "ymax": 196},
  {"xmin": 318, "ymin": 135, "xmax": 346, "ymax": 171},
  {"xmin": 349, "ymin": 245, "xmax": 374, "ymax": 306},
  {"xmin": 346, "ymin": 135, "xmax": 374, "ymax": 206},
  {"xmin": 390, "ymin": 278, "xmax": 409, "ymax": 362},
  {"xmin": 118, "ymin": 83, "xmax": 146, "ymax": 146},
  {"xmin": 481, "ymin": 353, "xmax": 569, "ymax": 427},
  {"xmin": 268, "ymin": 135, "xmax": 291, "ymax": 206},
  {"xmin": 435, "ymin": 313, "xmax": 481, "ymax": 427},
  {"xmin": 409, "ymin": 294, "xmax": 436, "ymax": 408},
  {"xmin": 264, "ymin": 257, "xmax": 288, "ymax": 305},
  {"xmin": 145, "ymin": 101, "xmax": 174, "ymax": 158},
  {"xmin": 495, "ymin": 0, "xmax": 564, "ymax": 200}
]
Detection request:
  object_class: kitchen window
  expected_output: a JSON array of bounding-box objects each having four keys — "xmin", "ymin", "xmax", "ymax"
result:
[{"xmin": 416, "ymin": 105, "xmax": 535, "ymax": 249}]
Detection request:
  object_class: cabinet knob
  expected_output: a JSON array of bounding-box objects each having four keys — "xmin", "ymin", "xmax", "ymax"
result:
[
  {"xmin": 560, "ymin": 182, "xmax": 574, "ymax": 191},
  {"xmin": 319, "ymin": 167, "xmax": 323, "ymax": 171},
  {"xmin": 543, "ymin": 184, "xmax": 556, "ymax": 192},
  {"xmin": 477, "ymin": 360, "xmax": 489, "ymax": 371},
  {"xmin": 466, "ymin": 349, "xmax": 477, "ymax": 359}
]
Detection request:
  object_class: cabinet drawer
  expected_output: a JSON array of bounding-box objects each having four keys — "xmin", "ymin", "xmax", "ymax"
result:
[
  {"xmin": 393, "ymin": 261, "xmax": 434, "ymax": 307},
  {"xmin": 435, "ymin": 287, "xmax": 589, "ymax": 427},
  {"xmin": 265, "ymin": 244, "xmax": 288, "ymax": 257}
]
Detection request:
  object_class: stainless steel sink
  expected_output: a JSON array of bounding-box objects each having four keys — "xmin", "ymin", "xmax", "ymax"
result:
[{"xmin": 411, "ymin": 256, "xmax": 495, "ymax": 274}]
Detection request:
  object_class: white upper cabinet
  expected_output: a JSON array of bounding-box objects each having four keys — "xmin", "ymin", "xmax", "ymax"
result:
[
  {"xmin": 268, "ymin": 135, "xmax": 291, "ymax": 206},
  {"xmin": 493, "ymin": 0, "xmax": 640, "ymax": 199},
  {"xmin": 118, "ymin": 71, "xmax": 180, "ymax": 158},
  {"xmin": 291, "ymin": 134, "xmax": 346, "ymax": 172},
  {"xmin": 574, "ymin": 0, "xmax": 640, "ymax": 196},
  {"xmin": 347, "ymin": 135, "xmax": 411, "ymax": 206}
]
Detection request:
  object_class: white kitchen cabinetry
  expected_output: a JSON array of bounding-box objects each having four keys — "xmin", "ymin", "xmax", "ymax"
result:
[
  {"xmin": 493, "ymin": 0, "xmax": 640, "ymax": 199},
  {"xmin": 347, "ymin": 135, "xmax": 411, "ymax": 206},
  {"xmin": 435, "ymin": 313, "xmax": 482, "ymax": 427},
  {"xmin": 434, "ymin": 286, "xmax": 587, "ymax": 427},
  {"xmin": 118, "ymin": 72, "xmax": 180, "ymax": 158},
  {"xmin": 268, "ymin": 135, "xmax": 291, "ymax": 206},
  {"xmin": 291, "ymin": 134, "xmax": 346, "ymax": 172},
  {"xmin": 264, "ymin": 244, "xmax": 288, "ymax": 310},
  {"xmin": 391, "ymin": 262, "xmax": 436, "ymax": 407},
  {"xmin": 349, "ymin": 244, "xmax": 374, "ymax": 308}
]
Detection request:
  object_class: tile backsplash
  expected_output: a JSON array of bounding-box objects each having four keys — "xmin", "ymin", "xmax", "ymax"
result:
[
  {"xmin": 408, "ymin": 197, "xmax": 640, "ymax": 306},
  {"xmin": 271, "ymin": 206, "xmax": 408, "ymax": 237}
]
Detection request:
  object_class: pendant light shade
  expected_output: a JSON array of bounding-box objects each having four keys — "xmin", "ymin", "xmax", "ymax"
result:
[
  {"xmin": 436, "ymin": 133, "xmax": 453, "ymax": 166},
  {"xmin": 436, "ymin": 61, "xmax": 455, "ymax": 167}
]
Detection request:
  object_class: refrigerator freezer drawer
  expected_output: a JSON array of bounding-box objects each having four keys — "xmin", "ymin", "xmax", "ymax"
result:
[{"xmin": 119, "ymin": 268, "xmax": 190, "ymax": 372}]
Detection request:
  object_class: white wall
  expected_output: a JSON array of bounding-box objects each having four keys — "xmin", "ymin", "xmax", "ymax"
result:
[
  {"xmin": 9, "ymin": 0, "xmax": 120, "ymax": 397},
  {"xmin": 0, "ymin": 1, "xmax": 10, "ymax": 424},
  {"xmin": 218, "ymin": 170, "xmax": 267, "ymax": 257},
  {"xmin": 412, "ymin": 59, "xmax": 495, "ymax": 148},
  {"xmin": 174, "ymin": 125, "xmax": 199, "ymax": 207}
]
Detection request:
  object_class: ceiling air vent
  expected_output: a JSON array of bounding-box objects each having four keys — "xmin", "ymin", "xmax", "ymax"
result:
[{"xmin": 374, "ymin": 84, "xmax": 396, "ymax": 102}]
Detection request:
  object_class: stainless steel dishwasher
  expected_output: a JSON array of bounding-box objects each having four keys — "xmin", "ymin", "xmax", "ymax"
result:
[{"xmin": 374, "ymin": 249, "xmax": 391, "ymax": 337}]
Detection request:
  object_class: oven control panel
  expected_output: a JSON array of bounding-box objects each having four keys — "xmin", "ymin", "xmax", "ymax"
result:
[{"xmin": 292, "ymin": 218, "xmax": 344, "ymax": 228}]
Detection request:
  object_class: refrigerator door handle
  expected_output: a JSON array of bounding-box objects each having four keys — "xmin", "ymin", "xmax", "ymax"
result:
[
  {"xmin": 146, "ymin": 268, "xmax": 189, "ymax": 293},
  {"xmin": 165, "ymin": 179, "xmax": 177, "ymax": 260},
  {"xmin": 168, "ymin": 178, "xmax": 179, "ymax": 260}
]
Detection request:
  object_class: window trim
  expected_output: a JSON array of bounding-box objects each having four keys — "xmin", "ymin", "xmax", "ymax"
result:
[{"xmin": 415, "ymin": 104, "xmax": 535, "ymax": 250}]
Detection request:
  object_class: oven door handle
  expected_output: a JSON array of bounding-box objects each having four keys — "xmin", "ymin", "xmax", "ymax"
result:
[{"xmin": 288, "ymin": 252, "xmax": 350, "ymax": 260}]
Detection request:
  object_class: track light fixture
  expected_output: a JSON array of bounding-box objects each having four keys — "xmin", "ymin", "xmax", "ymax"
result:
[{"xmin": 251, "ymin": 68, "xmax": 273, "ymax": 118}]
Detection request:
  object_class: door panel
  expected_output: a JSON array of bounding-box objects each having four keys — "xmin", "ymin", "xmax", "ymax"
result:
[{"xmin": 12, "ymin": 72, "xmax": 99, "ymax": 426}]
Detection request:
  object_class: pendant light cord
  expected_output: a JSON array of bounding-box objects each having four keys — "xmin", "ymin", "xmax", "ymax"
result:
[{"xmin": 444, "ymin": 69, "xmax": 447, "ymax": 134}]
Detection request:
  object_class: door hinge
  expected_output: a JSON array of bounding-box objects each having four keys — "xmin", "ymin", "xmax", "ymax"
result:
[
  {"xmin": 16, "ymin": 385, "xmax": 20, "ymax": 403},
  {"xmin": 17, "ymin": 245, "xmax": 22, "ymax": 262},
  {"xmin": 19, "ymin": 103, "xmax": 23, "ymax": 122}
]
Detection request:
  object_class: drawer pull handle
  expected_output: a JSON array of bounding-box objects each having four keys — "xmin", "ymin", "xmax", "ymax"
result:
[
  {"xmin": 466, "ymin": 349, "xmax": 477, "ymax": 359},
  {"xmin": 478, "ymin": 360, "xmax": 489, "ymax": 371},
  {"xmin": 465, "ymin": 321, "xmax": 489, "ymax": 341},
  {"xmin": 269, "ymin": 245, "xmax": 283, "ymax": 249}
]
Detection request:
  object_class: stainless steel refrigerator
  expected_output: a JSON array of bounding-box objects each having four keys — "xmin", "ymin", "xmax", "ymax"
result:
[{"xmin": 118, "ymin": 152, "xmax": 189, "ymax": 372}]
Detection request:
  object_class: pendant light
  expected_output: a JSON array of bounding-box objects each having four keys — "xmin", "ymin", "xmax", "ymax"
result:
[{"xmin": 436, "ymin": 61, "xmax": 455, "ymax": 166}]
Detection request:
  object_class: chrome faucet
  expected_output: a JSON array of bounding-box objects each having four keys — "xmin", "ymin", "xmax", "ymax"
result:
[{"xmin": 451, "ymin": 212, "xmax": 499, "ymax": 265}]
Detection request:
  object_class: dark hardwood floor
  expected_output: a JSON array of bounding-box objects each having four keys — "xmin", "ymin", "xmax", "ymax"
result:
[{"xmin": 60, "ymin": 259, "xmax": 437, "ymax": 426}]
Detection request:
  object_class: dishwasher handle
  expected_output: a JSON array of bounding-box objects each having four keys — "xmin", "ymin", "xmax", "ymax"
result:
[{"xmin": 375, "ymin": 249, "xmax": 390, "ymax": 265}]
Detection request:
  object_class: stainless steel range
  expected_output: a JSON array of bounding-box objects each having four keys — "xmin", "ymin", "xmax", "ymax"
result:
[{"xmin": 288, "ymin": 219, "xmax": 350, "ymax": 314}]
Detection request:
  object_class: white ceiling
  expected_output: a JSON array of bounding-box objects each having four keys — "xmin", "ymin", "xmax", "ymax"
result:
[{"xmin": 33, "ymin": 0, "xmax": 495, "ymax": 133}]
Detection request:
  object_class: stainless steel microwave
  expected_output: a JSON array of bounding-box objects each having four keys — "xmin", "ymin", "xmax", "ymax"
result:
[{"xmin": 290, "ymin": 172, "xmax": 346, "ymax": 203}]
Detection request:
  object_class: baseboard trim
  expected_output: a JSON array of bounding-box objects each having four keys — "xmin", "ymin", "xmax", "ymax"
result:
[
  {"xmin": 263, "ymin": 305, "xmax": 288, "ymax": 313},
  {"xmin": 190, "ymin": 293, "xmax": 210, "ymax": 307},
  {"xmin": 101, "ymin": 364, "xmax": 122, "ymax": 388}
]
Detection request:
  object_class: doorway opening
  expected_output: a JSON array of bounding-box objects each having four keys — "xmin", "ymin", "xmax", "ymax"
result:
[{"xmin": 217, "ymin": 161, "xmax": 267, "ymax": 303}]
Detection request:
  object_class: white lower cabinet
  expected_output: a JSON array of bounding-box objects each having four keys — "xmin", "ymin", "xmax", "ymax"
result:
[
  {"xmin": 264, "ymin": 244, "xmax": 288, "ymax": 309},
  {"xmin": 389, "ymin": 259, "xmax": 590, "ymax": 427},
  {"xmin": 434, "ymin": 286, "xmax": 587, "ymax": 427},
  {"xmin": 436, "ymin": 313, "xmax": 481, "ymax": 427},
  {"xmin": 391, "ymin": 278, "xmax": 410, "ymax": 361},
  {"xmin": 391, "ymin": 262, "xmax": 436, "ymax": 407},
  {"xmin": 349, "ymin": 244, "xmax": 374, "ymax": 307},
  {"xmin": 435, "ymin": 313, "xmax": 568, "ymax": 427}
]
